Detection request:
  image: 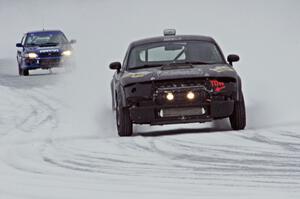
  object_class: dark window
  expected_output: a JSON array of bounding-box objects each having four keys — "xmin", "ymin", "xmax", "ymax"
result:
[
  {"xmin": 24, "ymin": 32, "xmax": 68, "ymax": 46},
  {"xmin": 128, "ymin": 41, "xmax": 224, "ymax": 69}
]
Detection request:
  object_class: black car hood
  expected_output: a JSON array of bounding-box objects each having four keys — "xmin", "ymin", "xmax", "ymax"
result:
[{"xmin": 120, "ymin": 64, "xmax": 238, "ymax": 86}]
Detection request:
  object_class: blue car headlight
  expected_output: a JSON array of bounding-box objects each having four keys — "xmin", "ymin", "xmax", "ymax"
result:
[
  {"xmin": 61, "ymin": 50, "xmax": 72, "ymax": 56},
  {"xmin": 25, "ymin": 52, "xmax": 38, "ymax": 59}
]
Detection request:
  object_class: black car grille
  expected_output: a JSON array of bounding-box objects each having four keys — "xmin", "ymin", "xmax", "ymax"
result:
[
  {"xmin": 154, "ymin": 78, "xmax": 211, "ymax": 105},
  {"xmin": 39, "ymin": 52, "xmax": 61, "ymax": 58},
  {"xmin": 154, "ymin": 78, "xmax": 210, "ymax": 89}
]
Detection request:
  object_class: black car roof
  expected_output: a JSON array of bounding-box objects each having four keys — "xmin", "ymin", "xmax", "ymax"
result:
[{"xmin": 129, "ymin": 35, "xmax": 216, "ymax": 48}]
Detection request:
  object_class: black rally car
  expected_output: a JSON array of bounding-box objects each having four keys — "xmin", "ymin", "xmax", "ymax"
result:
[{"xmin": 110, "ymin": 30, "xmax": 246, "ymax": 136}]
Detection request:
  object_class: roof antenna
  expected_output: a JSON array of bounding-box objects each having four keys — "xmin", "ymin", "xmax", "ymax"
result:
[{"xmin": 42, "ymin": 15, "xmax": 45, "ymax": 31}]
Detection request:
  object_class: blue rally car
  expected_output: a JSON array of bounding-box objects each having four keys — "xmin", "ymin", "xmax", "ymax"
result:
[{"xmin": 16, "ymin": 30, "xmax": 76, "ymax": 76}]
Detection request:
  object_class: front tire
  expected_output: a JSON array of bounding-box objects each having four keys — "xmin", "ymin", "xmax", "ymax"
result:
[
  {"xmin": 230, "ymin": 92, "xmax": 246, "ymax": 130},
  {"xmin": 116, "ymin": 101, "xmax": 133, "ymax": 137},
  {"xmin": 18, "ymin": 65, "xmax": 23, "ymax": 76},
  {"xmin": 18, "ymin": 63, "xmax": 29, "ymax": 76},
  {"xmin": 23, "ymin": 69, "xmax": 29, "ymax": 76}
]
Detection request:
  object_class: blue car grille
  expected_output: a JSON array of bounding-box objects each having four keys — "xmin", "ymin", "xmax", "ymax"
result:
[
  {"xmin": 40, "ymin": 59, "xmax": 61, "ymax": 66},
  {"xmin": 39, "ymin": 52, "xmax": 61, "ymax": 58}
]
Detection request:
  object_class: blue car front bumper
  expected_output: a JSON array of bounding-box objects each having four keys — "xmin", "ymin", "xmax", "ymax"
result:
[{"xmin": 22, "ymin": 56, "xmax": 71, "ymax": 70}]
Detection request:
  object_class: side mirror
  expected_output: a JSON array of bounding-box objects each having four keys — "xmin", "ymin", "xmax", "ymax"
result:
[
  {"xmin": 109, "ymin": 62, "xmax": 121, "ymax": 72},
  {"xmin": 16, "ymin": 43, "xmax": 23, "ymax": 47},
  {"xmin": 69, "ymin": 39, "xmax": 76, "ymax": 44},
  {"xmin": 227, "ymin": 54, "xmax": 240, "ymax": 66}
]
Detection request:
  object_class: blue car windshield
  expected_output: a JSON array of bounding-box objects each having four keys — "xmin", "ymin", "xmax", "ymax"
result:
[{"xmin": 25, "ymin": 32, "xmax": 68, "ymax": 46}]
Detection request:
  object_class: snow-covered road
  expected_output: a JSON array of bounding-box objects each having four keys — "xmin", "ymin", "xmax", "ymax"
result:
[{"xmin": 1, "ymin": 58, "xmax": 300, "ymax": 199}]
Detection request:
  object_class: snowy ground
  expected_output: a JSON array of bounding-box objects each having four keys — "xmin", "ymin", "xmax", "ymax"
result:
[
  {"xmin": 0, "ymin": 59, "xmax": 300, "ymax": 199},
  {"xmin": 1, "ymin": 0, "xmax": 300, "ymax": 198}
]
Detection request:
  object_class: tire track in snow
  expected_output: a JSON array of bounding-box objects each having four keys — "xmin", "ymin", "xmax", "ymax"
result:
[
  {"xmin": 38, "ymin": 128, "xmax": 300, "ymax": 190},
  {"xmin": 2, "ymin": 88, "xmax": 61, "ymax": 134}
]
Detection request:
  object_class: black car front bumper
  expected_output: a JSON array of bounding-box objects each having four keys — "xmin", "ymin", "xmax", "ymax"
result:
[
  {"xmin": 124, "ymin": 78, "xmax": 237, "ymax": 125},
  {"xmin": 129, "ymin": 100, "xmax": 234, "ymax": 125}
]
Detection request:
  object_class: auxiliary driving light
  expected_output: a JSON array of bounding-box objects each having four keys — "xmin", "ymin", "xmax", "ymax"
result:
[
  {"xmin": 166, "ymin": 92, "xmax": 174, "ymax": 101},
  {"xmin": 187, "ymin": 91, "xmax": 195, "ymax": 100}
]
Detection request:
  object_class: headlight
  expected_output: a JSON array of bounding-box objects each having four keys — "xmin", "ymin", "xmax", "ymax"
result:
[
  {"xmin": 25, "ymin": 53, "xmax": 38, "ymax": 59},
  {"xmin": 166, "ymin": 92, "xmax": 174, "ymax": 101},
  {"xmin": 62, "ymin": 50, "xmax": 72, "ymax": 56},
  {"xmin": 187, "ymin": 91, "xmax": 195, "ymax": 100}
]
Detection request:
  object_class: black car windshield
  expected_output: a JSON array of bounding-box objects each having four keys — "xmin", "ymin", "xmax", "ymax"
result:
[
  {"xmin": 24, "ymin": 32, "xmax": 68, "ymax": 46},
  {"xmin": 127, "ymin": 40, "xmax": 224, "ymax": 69}
]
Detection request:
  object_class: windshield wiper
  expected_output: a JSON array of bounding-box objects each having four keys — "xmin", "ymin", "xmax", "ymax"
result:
[
  {"xmin": 39, "ymin": 42, "xmax": 59, "ymax": 47},
  {"xmin": 130, "ymin": 64, "xmax": 163, "ymax": 70},
  {"xmin": 160, "ymin": 61, "xmax": 212, "ymax": 70},
  {"xmin": 175, "ymin": 61, "xmax": 210, "ymax": 65},
  {"xmin": 26, "ymin": 43, "xmax": 38, "ymax": 46},
  {"xmin": 130, "ymin": 61, "xmax": 214, "ymax": 70}
]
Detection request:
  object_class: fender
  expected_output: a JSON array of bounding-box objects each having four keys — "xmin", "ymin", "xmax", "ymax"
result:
[{"xmin": 116, "ymin": 83, "xmax": 127, "ymax": 108}]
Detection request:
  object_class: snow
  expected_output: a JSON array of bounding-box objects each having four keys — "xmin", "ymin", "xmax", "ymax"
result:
[{"xmin": 1, "ymin": 0, "xmax": 300, "ymax": 198}]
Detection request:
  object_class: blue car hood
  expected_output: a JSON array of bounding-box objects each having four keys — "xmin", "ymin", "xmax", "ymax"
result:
[{"xmin": 24, "ymin": 45, "xmax": 69, "ymax": 54}]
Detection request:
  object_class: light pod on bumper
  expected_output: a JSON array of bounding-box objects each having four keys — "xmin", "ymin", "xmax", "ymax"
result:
[
  {"xmin": 186, "ymin": 91, "xmax": 195, "ymax": 100},
  {"xmin": 166, "ymin": 92, "xmax": 174, "ymax": 101}
]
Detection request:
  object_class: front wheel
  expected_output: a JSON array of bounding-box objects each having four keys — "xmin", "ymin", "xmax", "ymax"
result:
[
  {"xmin": 18, "ymin": 65, "xmax": 23, "ymax": 76},
  {"xmin": 116, "ymin": 101, "xmax": 133, "ymax": 137},
  {"xmin": 229, "ymin": 92, "xmax": 246, "ymax": 130},
  {"xmin": 18, "ymin": 64, "xmax": 29, "ymax": 76},
  {"xmin": 23, "ymin": 69, "xmax": 29, "ymax": 76}
]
